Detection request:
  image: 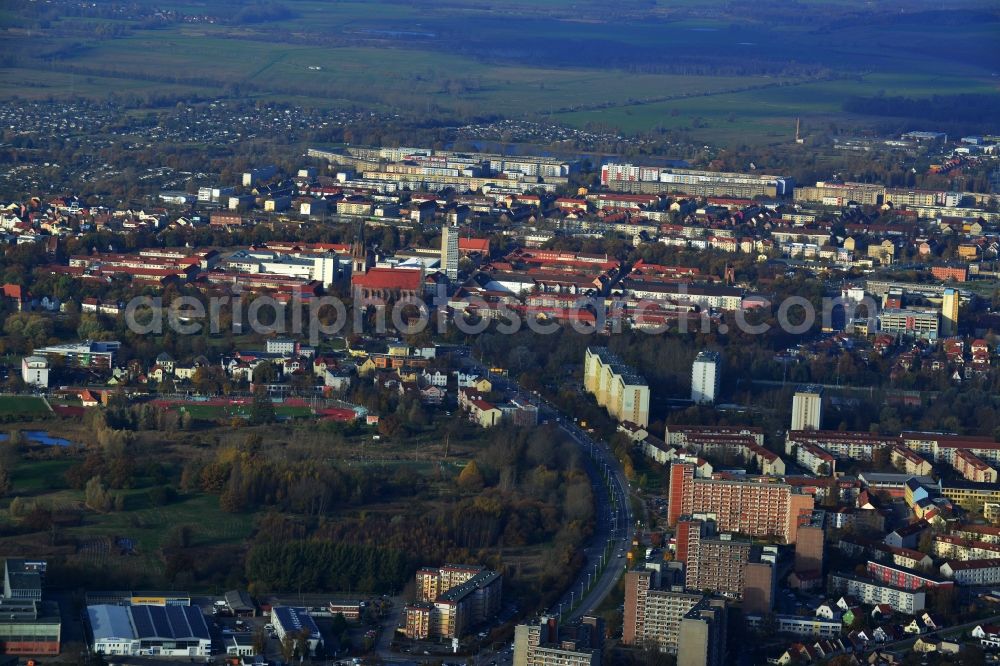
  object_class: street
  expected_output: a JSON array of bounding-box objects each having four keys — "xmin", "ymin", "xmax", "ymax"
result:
[{"xmin": 464, "ymin": 352, "xmax": 635, "ymax": 623}]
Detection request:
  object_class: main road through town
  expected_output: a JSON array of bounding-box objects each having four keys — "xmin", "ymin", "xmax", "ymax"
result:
[{"xmin": 462, "ymin": 350, "xmax": 636, "ymax": 623}]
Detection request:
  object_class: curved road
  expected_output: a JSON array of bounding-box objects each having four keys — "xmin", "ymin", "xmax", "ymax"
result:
[{"xmin": 465, "ymin": 352, "xmax": 636, "ymax": 622}]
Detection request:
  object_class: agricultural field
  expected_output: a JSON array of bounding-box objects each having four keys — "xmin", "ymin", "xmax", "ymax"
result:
[{"xmin": 1, "ymin": 0, "xmax": 997, "ymax": 144}]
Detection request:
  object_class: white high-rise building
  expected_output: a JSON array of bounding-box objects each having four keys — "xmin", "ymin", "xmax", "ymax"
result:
[
  {"xmin": 941, "ymin": 287, "xmax": 959, "ymax": 337},
  {"xmin": 441, "ymin": 224, "xmax": 459, "ymax": 281},
  {"xmin": 791, "ymin": 387, "xmax": 823, "ymax": 431},
  {"xmin": 691, "ymin": 351, "xmax": 721, "ymax": 405}
]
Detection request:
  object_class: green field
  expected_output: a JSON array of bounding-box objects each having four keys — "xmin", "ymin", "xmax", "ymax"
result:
[
  {"xmin": 0, "ymin": 395, "xmax": 51, "ymax": 419},
  {"xmin": 69, "ymin": 490, "xmax": 254, "ymax": 552},
  {"xmin": 177, "ymin": 403, "xmax": 314, "ymax": 420},
  {"xmin": 2, "ymin": 0, "xmax": 998, "ymax": 142},
  {"xmin": 558, "ymin": 71, "xmax": 1000, "ymax": 143},
  {"xmin": 11, "ymin": 459, "xmax": 75, "ymax": 494}
]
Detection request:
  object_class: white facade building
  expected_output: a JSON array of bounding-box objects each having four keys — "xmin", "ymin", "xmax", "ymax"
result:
[
  {"xmin": 87, "ymin": 604, "xmax": 212, "ymax": 657},
  {"xmin": 441, "ymin": 224, "xmax": 460, "ymax": 281},
  {"xmin": 791, "ymin": 387, "xmax": 823, "ymax": 431},
  {"xmin": 691, "ymin": 351, "xmax": 721, "ymax": 404},
  {"xmin": 21, "ymin": 356, "xmax": 49, "ymax": 388}
]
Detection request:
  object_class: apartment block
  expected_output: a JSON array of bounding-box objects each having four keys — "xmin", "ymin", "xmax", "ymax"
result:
[
  {"xmin": 405, "ymin": 565, "xmax": 502, "ymax": 639},
  {"xmin": 441, "ymin": 224, "xmax": 460, "ymax": 281},
  {"xmin": 795, "ymin": 514, "xmax": 825, "ymax": 575},
  {"xmin": 514, "ymin": 616, "xmax": 603, "ymax": 666},
  {"xmin": 796, "ymin": 442, "xmax": 835, "ymax": 475},
  {"xmin": 680, "ymin": 526, "xmax": 751, "ymax": 598},
  {"xmin": 416, "ymin": 564, "xmax": 485, "ymax": 602},
  {"xmin": 583, "ymin": 347, "xmax": 650, "ymax": 427},
  {"xmin": 954, "ymin": 449, "xmax": 999, "ymax": 483},
  {"xmin": 667, "ymin": 464, "xmax": 814, "ymax": 543},
  {"xmin": 791, "ymin": 386, "xmax": 823, "ymax": 431},
  {"xmin": 623, "ymin": 569, "xmax": 704, "ymax": 654},
  {"xmin": 690, "ymin": 351, "xmax": 721, "ymax": 405},
  {"xmin": 601, "ymin": 162, "xmax": 790, "ymax": 199},
  {"xmin": 941, "ymin": 287, "xmax": 959, "ymax": 337},
  {"xmin": 940, "ymin": 559, "xmax": 1000, "ymax": 585},
  {"xmin": 744, "ymin": 614, "xmax": 841, "ymax": 639},
  {"xmin": 676, "ymin": 520, "xmax": 775, "ymax": 612},
  {"xmin": 793, "ymin": 181, "xmax": 885, "ymax": 206},
  {"xmin": 890, "ymin": 445, "xmax": 933, "ymax": 476},
  {"xmin": 865, "ymin": 560, "xmax": 954, "ymax": 593},
  {"xmin": 661, "ymin": 426, "xmax": 782, "ymax": 475},
  {"xmin": 829, "ymin": 573, "xmax": 926, "ymax": 614},
  {"xmin": 677, "ymin": 598, "xmax": 728, "ymax": 666},
  {"xmin": 901, "ymin": 432, "xmax": 1000, "ymax": 466}
]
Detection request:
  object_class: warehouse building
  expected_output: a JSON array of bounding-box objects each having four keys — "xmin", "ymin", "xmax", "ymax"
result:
[{"xmin": 87, "ymin": 604, "xmax": 211, "ymax": 657}]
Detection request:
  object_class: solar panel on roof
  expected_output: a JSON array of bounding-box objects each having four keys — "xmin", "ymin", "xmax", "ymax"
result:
[
  {"xmin": 187, "ymin": 607, "xmax": 210, "ymax": 640},
  {"xmin": 164, "ymin": 605, "xmax": 183, "ymax": 637},
  {"xmin": 150, "ymin": 605, "xmax": 173, "ymax": 638},
  {"xmin": 132, "ymin": 605, "xmax": 156, "ymax": 637}
]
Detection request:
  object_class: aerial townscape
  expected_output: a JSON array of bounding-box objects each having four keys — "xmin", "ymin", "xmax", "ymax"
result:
[{"xmin": 0, "ymin": 0, "xmax": 999, "ymax": 665}]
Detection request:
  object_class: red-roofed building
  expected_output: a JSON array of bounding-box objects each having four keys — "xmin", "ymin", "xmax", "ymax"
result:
[
  {"xmin": 1, "ymin": 283, "xmax": 26, "ymax": 310},
  {"xmin": 351, "ymin": 267, "xmax": 424, "ymax": 305},
  {"xmin": 940, "ymin": 559, "xmax": 1000, "ymax": 586},
  {"xmin": 458, "ymin": 237, "xmax": 490, "ymax": 255}
]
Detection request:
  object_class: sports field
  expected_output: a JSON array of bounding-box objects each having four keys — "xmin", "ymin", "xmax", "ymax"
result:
[
  {"xmin": 0, "ymin": 395, "xmax": 51, "ymax": 419},
  {"xmin": 152, "ymin": 398, "xmax": 316, "ymax": 421}
]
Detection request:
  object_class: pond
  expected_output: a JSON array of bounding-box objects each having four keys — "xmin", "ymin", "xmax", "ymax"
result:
[{"xmin": 0, "ymin": 430, "xmax": 76, "ymax": 447}]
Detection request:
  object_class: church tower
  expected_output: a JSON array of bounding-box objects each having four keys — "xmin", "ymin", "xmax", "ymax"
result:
[{"xmin": 351, "ymin": 222, "xmax": 373, "ymax": 275}]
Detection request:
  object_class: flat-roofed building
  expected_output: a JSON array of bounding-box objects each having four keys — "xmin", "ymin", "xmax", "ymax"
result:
[
  {"xmin": 406, "ymin": 565, "xmax": 502, "ymax": 639},
  {"xmin": 20, "ymin": 356, "xmax": 48, "ymax": 388},
  {"xmin": 33, "ymin": 341, "xmax": 120, "ymax": 371},
  {"xmin": 623, "ymin": 568, "xmax": 706, "ymax": 654},
  {"xmin": 584, "ymin": 347, "xmax": 650, "ymax": 427},
  {"xmin": 514, "ymin": 616, "xmax": 603, "ymax": 666},
  {"xmin": 691, "ymin": 351, "xmax": 721, "ymax": 405},
  {"xmin": 677, "ymin": 598, "xmax": 728, "ymax": 666},
  {"xmin": 794, "ymin": 181, "xmax": 885, "ymax": 206},
  {"xmin": 744, "ymin": 613, "xmax": 841, "ymax": 639},
  {"xmin": 0, "ymin": 599, "xmax": 60, "ymax": 655},
  {"xmin": 791, "ymin": 386, "xmax": 823, "ymax": 431},
  {"xmin": 667, "ymin": 464, "xmax": 814, "ymax": 543},
  {"xmin": 3, "ymin": 560, "xmax": 44, "ymax": 601},
  {"xmin": 878, "ymin": 308, "xmax": 940, "ymax": 340}
]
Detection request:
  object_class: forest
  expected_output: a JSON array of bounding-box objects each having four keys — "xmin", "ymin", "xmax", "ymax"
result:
[{"xmin": 844, "ymin": 93, "xmax": 1000, "ymax": 133}]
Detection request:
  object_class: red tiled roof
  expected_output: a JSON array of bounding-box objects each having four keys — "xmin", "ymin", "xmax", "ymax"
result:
[
  {"xmin": 351, "ymin": 268, "xmax": 424, "ymax": 291},
  {"xmin": 2, "ymin": 283, "xmax": 24, "ymax": 300},
  {"xmin": 945, "ymin": 558, "xmax": 1000, "ymax": 571},
  {"xmin": 459, "ymin": 238, "xmax": 490, "ymax": 253}
]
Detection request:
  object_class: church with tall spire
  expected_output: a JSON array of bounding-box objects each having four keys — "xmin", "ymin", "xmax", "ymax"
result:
[{"xmin": 351, "ymin": 221, "xmax": 374, "ymax": 275}]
